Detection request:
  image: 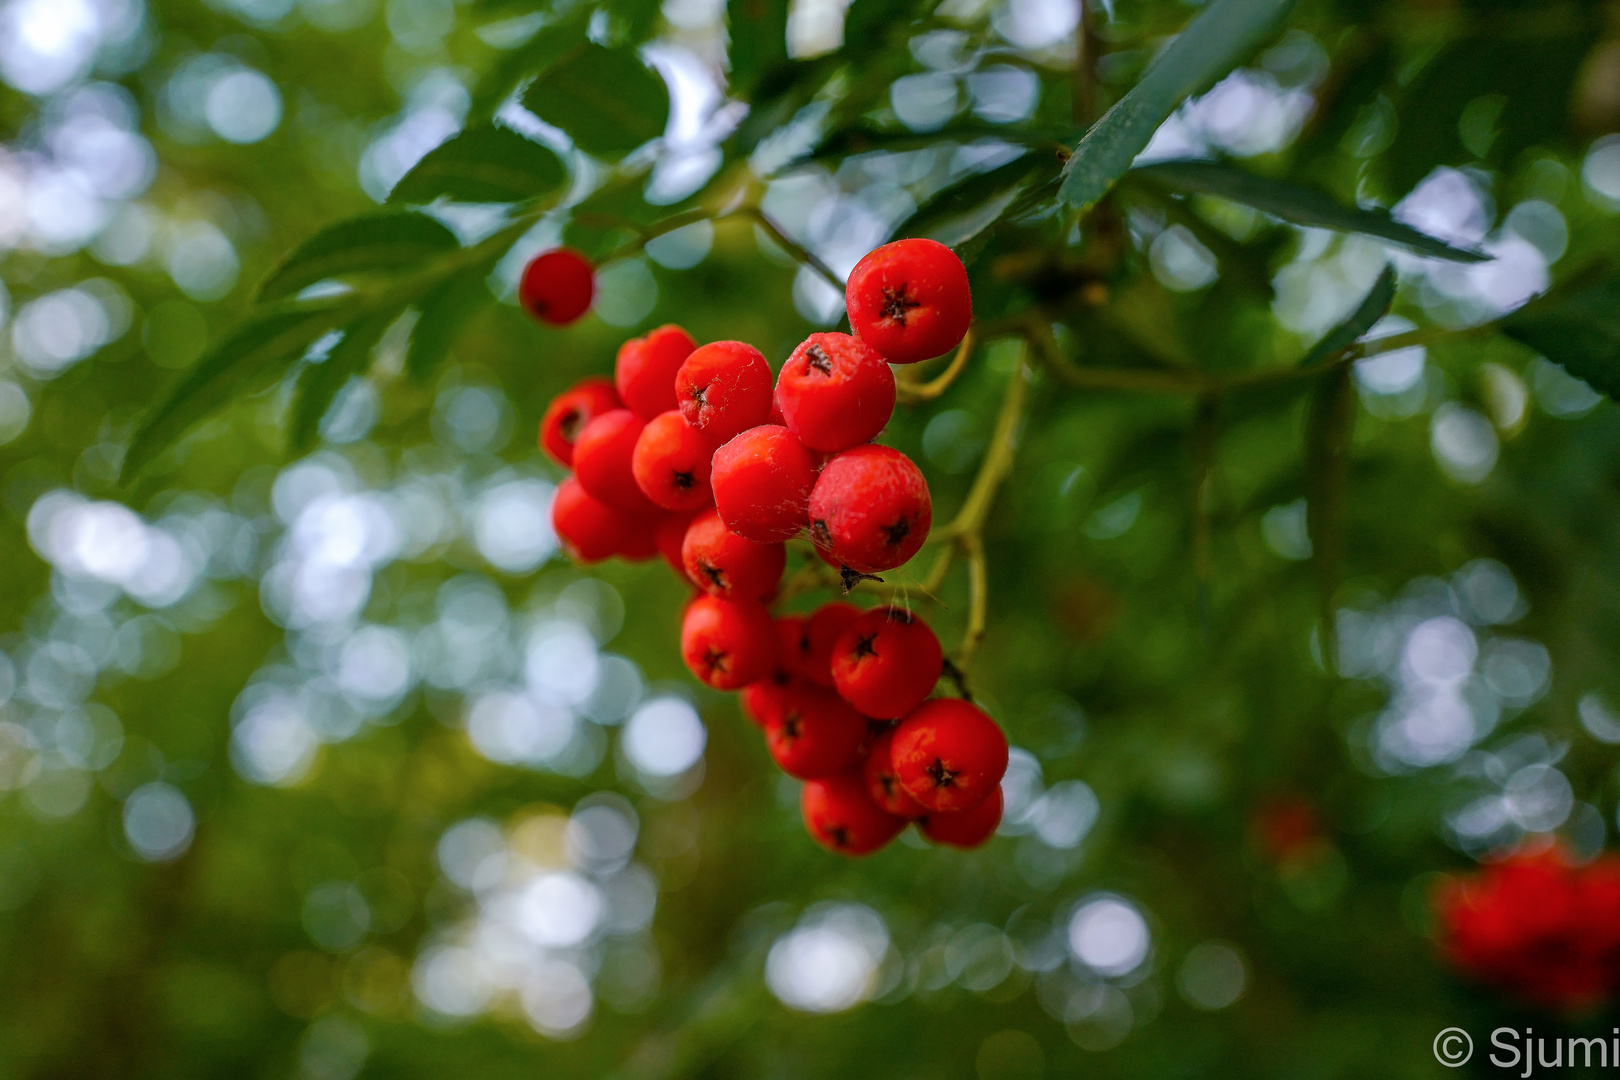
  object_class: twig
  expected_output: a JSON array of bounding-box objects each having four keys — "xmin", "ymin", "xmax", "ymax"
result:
[
  {"xmin": 742, "ymin": 208, "xmax": 846, "ymax": 291},
  {"xmin": 896, "ymin": 329, "xmax": 976, "ymax": 404},
  {"xmin": 958, "ymin": 532, "xmax": 989, "ymax": 668}
]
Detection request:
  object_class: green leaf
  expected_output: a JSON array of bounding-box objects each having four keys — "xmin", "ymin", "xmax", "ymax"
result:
[
  {"xmin": 521, "ymin": 44, "xmax": 669, "ymax": 159},
  {"xmin": 899, "ymin": 154, "xmax": 1057, "ymax": 249},
  {"xmin": 255, "ymin": 212, "xmax": 460, "ymax": 303},
  {"xmin": 287, "ymin": 312, "xmax": 396, "ymax": 455},
  {"xmin": 1502, "ymin": 273, "xmax": 1620, "ymax": 401},
  {"xmin": 405, "ymin": 273, "xmax": 494, "ymax": 382},
  {"xmin": 123, "ymin": 301, "xmax": 350, "ymax": 481},
  {"xmin": 466, "ymin": 8, "xmax": 594, "ymax": 122},
  {"xmin": 1057, "ymin": 0, "xmax": 1296, "ymax": 210},
  {"xmin": 727, "ymin": 0, "xmax": 790, "ymax": 95},
  {"xmin": 809, "ymin": 124, "xmax": 1072, "ymax": 163},
  {"xmin": 389, "ymin": 125, "xmax": 569, "ymax": 206},
  {"xmin": 1296, "ymin": 264, "xmax": 1397, "ymax": 368},
  {"xmin": 1305, "ymin": 363, "xmax": 1355, "ymax": 655},
  {"xmin": 1133, "ymin": 160, "xmax": 1487, "ymax": 262}
]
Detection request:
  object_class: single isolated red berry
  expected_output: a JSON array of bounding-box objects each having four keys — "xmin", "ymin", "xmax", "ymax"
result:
[
  {"xmin": 829, "ymin": 606, "xmax": 942, "ymax": 719},
  {"xmin": 631, "ymin": 410, "xmax": 714, "ymax": 512},
  {"xmin": 863, "ymin": 726, "xmax": 926, "ymax": 818},
  {"xmin": 675, "ymin": 341, "xmax": 774, "ymax": 444},
  {"xmin": 681, "ymin": 508, "xmax": 786, "ymax": 601},
  {"xmin": 920, "ymin": 786, "xmax": 1003, "ymax": 848},
  {"xmin": 892, "ymin": 698, "xmax": 1009, "ymax": 814},
  {"xmin": 573, "ymin": 409, "xmax": 657, "ymax": 514},
  {"xmin": 711, "ymin": 424, "xmax": 818, "ymax": 543},
  {"xmin": 539, "ymin": 376, "xmax": 620, "ymax": 468},
  {"xmin": 520, "ymin": 248, "xmax": 595, "ymax": 326},
  {"xmin": 654, "ymin": 509, "xmax": 701, "ymax": 575},
  {"xmin": 552, "ymin": 477, "xmax": 632, "ymax": 564},
  {"xmin": 802, "ymin": 772, "xmax": 906, "ymax": 856},
  {"xmin": 775, "ymin": 332, "xmax": 896, "ymax": 452},
  {"xmin": 763, "ymin": 683, "xmax": 869, "ymax": 779},
  {"xmin": 845, "ymin": 238, "xmax": 971, "ymax": 364},
  {"xmin": 616, "ymin": 324, "xmax": 698, "ymax": 420},
  {"xmin": 784, "ymin": 602, "xmax": 862, "ymax": 688},
  {"xmin": 809, "ymin": 444, "xmax": 932, "ymax": 574},
  {"xmin": 680, "ymin": 595, "xmax": 776, "ymax": 690}
]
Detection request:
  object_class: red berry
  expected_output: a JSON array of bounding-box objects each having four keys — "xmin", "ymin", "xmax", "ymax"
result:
[
  {"xmin": 784, "ymin": 602, "xmax": 861, "ymax": 688},
  {"xmin": 863, "ymin": 726, "xmax": 926, "ymax": 817},
  {"xmin": 551, "ymin": 477, "xmax": 631, "ymax": 563},
  {"xmin": 844, "ymin": 238, "xmax": 970, "ymax": 364},
  {"xmin": 775, "ymin": 332, "xmax": 896, "ymax": 452},
  {"xmin": 520, "ymin": 248, "xmax": 595, "ymax": 326},
  {"xmin": 891, "ymin": 698, "xmax": 1008, "ymax": 814},
  {"xmin": 801, "ymin": 772, "xmax": 906, "ymax": 856},
  {"xmin": 740, "ymin": 669, "xmax": 796, "ymax": 728},
  {"xmin": 631, "ymin": 410, "xmax": 714, "ymax": 512},
  {"xmin": 710, "ymin": 425, "xmax": 818, "ymax": 543},
  {"xmin": 616, "ymin": 511, "xmax": 662, "ymax": 561},
  {"xmin": 675, "ymin": 341, "xmax": 774, "ymax": 445},
  {"xmin": 829, "ymin": 606, "xmax": 942, "ymax": 719},
  {"xmin": 763, "ymin": 683, "xmax": 868, "ymax": 779},
  {"xmin": 616, "ymin": 324, "xmax": 698, "ymax": 420},
  {"xmin": 539, "ymin": 376, "xmax": 620, "ymax": 467},
  {"xmin": 680, "ymin": 508, "xmax": 786, "ymax": 601},
  {"xmin": 680, "ymin": 595, "xmax": 776, "ymax": 690},
  {"xmin": 654, "ymin": 509, "xmax": 700, "ymax": 575},
  {"xmin": 573, "ymin": 409, "xmax": 657, "ymax": 514},
  {"xmin": 920, "ymin": 786, "xmax": 1003, "ymax": 848},
  {"xmin": 808, "ymin": 444, "xmax": 931, "ymax": 573}
]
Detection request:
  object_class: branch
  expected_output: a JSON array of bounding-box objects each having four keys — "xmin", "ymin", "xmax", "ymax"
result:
[
  {"xmin": 896, "ymin": 329, "xmax": 975, "ymax": 404},
  {"xmin": 743, "ymin": 208, "xmax": 846, "ymax": 291}
]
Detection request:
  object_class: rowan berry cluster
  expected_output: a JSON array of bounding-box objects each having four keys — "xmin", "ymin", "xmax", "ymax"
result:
[
  {"xmin": 536, "ymin": 238, "xmax": 1006, "ymax": 856},
  {"xmin": 1437, "ymin": 844, "xmax": 1620, "ymax": 1009}
]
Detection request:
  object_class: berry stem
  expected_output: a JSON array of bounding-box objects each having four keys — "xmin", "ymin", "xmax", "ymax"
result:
[
  {"xmin": 743, "ymin": 208, "xmax": 846, "ymax": 292},
  {"xmin": 895, "ymin": 329, "xmax": 976, "ymax": 404}
]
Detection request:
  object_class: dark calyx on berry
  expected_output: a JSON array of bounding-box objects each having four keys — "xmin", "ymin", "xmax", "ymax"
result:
[
  {"xmin": 806, "ymin": 344, "xmax": 834, "ymax": 374},
  {"xmin": 925, "ymin": 757, "xmax": 959, "ymax": 788},
  {"xmin": 880, "ymin": 284, "xmax": 921, "ymax": 324}
]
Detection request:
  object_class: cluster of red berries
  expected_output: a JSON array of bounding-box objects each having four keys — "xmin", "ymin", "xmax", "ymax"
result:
[
  {"xmin": 539, "ymin": 239, "xmax": 1004, "ymax": 855},
  {"xmin": 1437, "ymin": 844, "xmax": 1620, "ymax": 1009}
]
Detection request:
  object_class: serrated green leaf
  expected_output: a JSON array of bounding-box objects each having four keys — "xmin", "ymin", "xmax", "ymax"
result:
[
  {"xmin": 522, "ymin": 44, "xmax": 669, "ymax": 159},
  {"xmin": 1134, "ymin": 160, "xmax": 1487, "ymax": 262},
  {"xmin": 727, "ymin": 0, "xmax": 789, "ymax": 95},
  {"xmin": 255, "ymin": 212, "xmax": 460, "ymax": 303},
  {"xmin": 123, "ymin": 301, "xmax": 351, "ymax": 482},
  {"xmin": 466, "ymin": 8, "xmax": 594, "ymax": 122},
  {"xmin": 1296, "ymin": 263, "xmax": 1397, "ymax": 368},
  {"xmin": 1502, "ymin": 274, "xmax": 1620, "ymax": 401},
  {"xmin": 406, "ymin": 274, "xmax": 494, "ymax": 382},
  {"xmin": 1057, "ymin": 0, "xmax": 1295, "ymax": 210},
  {"xmin": 388, "ymin": 125, "xmax": 569, "ymax": 205},
  {"xmin": 288, "ymin": 311, "xmax": 396, "ymax": 455}
]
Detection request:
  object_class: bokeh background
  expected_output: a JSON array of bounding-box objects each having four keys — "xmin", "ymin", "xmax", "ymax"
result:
[{"xmin": 4, "ymin": 0, "xmax": 1620, "ymax": 1075}]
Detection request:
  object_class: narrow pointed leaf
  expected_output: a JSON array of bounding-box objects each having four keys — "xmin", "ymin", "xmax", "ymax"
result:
[
  {"xmin": 123, "ymin": 302, "xmax": 350, "ymax": 481},
  {"xmin": 406, "ymin": 274, "xmax": 493, "ymax": 382},
  {"xmin": 256, "ymin": 212, "xmax": 460, "ymax": 302},
  {"xmin": 1135, "ymin": 160, "xmax": 1488, "ymax": 262},
  {"xmin": 521, "ymin": 44, "xmax": 669, "ymax": 159},
  {"xmin": 1297, "ymin": 263, "xmax": 1397, "ymax": 368},
  {"xmin": 288, "ymin": 311, "xmax": 396, "ymax": 455},
  {"xmin": 1502, "ymin": 273, "xmax": 1620, "ymax": 401},
  {"xmin": 466, "ymin": 7, "xmax": 593, "ymax": 122},
  {"xmin": 1057, "ymin": 0, "xmax": 1295, "ymax": 210},
  {"xmin": 388, "ymin": 125, "xmax": 568, "ymax": 205},
  {"xmin": 898, "ymin": 154, "xmax": 1057, "ymax": 248}
]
